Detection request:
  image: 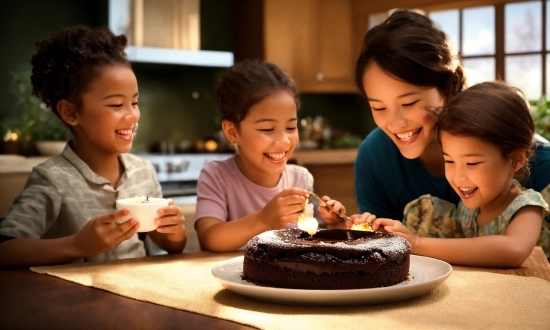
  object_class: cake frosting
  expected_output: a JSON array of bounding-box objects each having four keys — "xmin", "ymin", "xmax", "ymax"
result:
[{"xmin": 242, "ymin": 228, "xmax": 411, "ymax": 290}]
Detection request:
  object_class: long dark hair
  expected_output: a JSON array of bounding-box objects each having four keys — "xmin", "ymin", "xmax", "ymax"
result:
[{"xmin": 355, "ymin": 9, "xmax": 465, "ymax": 105}]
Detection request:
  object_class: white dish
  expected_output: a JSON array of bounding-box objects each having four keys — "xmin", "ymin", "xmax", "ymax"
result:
[{"xmin": 211, "ymin": 255, "xmax": 452, "ymax": 306}]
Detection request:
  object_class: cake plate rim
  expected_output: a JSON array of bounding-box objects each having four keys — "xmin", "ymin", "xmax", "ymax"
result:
[{"xmin": 211, "ymin": 255, "xmax": 452, "ymax": 306}]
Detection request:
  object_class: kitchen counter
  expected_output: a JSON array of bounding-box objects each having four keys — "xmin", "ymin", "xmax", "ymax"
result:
[
  {"xmin": 0, "ymin": 155, "xmax": 51, "ymax": 217},
  {"xmin": 290, "ymin": 148, "xmax": 357, "ymax": 165}
]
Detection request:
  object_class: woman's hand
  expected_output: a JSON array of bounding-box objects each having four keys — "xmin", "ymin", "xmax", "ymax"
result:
[{"xmin": 317, "ymin": 195, "xmax": 347, "ymax": 229}]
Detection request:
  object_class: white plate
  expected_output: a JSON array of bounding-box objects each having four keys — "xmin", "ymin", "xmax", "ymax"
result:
[{"xmin": 211, "ymin": 255, "xmax": 452, "ymax": 306}]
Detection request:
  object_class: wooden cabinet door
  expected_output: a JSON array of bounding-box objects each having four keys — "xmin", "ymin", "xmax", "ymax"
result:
[{"xmin": 263, "ymin": 0, "xmax": 357, "ymax": 93}]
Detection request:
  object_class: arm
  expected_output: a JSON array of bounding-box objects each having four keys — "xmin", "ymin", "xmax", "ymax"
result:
[
  {"xmin": 147, "ymin": 200, "xmax": 187, "ymax": 253},
  {"xmin": 371, "ymin": 205, "xmax": 543, "ymax": 267},
  {"xmin": 196, "ymin": 188, "xmax": 309, "ymax": 252},
  {"xmin": 0, "ymin": 209, "xmax": 140, "ymax": 269}
]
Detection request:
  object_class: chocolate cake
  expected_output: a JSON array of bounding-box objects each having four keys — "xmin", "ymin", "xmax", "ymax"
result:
[{"xmin": 242, "ymin": 228, "xmax": 411, "ymax": 290}]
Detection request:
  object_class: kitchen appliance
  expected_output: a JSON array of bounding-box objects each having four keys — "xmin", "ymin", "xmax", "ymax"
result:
[{"xmin": 139, "ymin": 153, "xmax": 233, "ymax": 205}]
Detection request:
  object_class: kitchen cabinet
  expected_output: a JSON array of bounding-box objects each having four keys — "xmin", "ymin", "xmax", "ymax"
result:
[
  {"xmin": 261, "ymin": 0, "xmax": 358, "ymax": 93},
  {"xmin": 291, "ymin": 149, "xmax": 358, "ymax": 215}
]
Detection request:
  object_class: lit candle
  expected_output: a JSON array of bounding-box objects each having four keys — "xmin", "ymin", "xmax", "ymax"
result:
[{"xmin": 298, "ymin": 202, "xmax": 318, "ymax": 236}]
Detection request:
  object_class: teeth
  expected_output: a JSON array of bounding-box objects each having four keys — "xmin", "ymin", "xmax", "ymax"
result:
[
  {"xmin": 266, "ymin": 153, "xmax": 285, "ymax": 160},
  {"xmin": 460, "ymin": 187, "xmax": 477, "ymax": 195},
  {"xmin": 116, "ymin": 130, "xmax": 133, "ymax": 135},
  {"xmin": 396, "ymin": 128, "xmax": 420, "ymax": 140}
]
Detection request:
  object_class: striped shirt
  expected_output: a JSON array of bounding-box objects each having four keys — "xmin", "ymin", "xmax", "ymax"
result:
[{"xmin": 0, "ymin": 143, "xmax": 161, "ymax": 262}]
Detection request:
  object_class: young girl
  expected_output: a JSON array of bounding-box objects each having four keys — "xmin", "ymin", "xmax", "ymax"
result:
[
  {"xmin": 353, "ymin": 9, "xmax": 550, "ymax": 224},
  {"xmin": 195, "ymin": 59, "xmax": 345, "ymax": 252},
  {"xmin": 360, "ymin": 81, "xmax": 549, "ymax": 267},
  {"xmin": 0, "ymin": 26, "xmax": 186, "ymax": 268}
]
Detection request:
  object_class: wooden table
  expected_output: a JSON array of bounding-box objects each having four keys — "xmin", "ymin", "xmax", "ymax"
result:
[
  {"xmin": 0, "ymin": 247, "xmax": 548, "ymax": 329},
  {"xmin": 0, "ymin": 265, "xmax": 255, "ymax": 330},
  {"xmin": 480, "ymin": 246, "xmax": 550, "ymax": 281}
]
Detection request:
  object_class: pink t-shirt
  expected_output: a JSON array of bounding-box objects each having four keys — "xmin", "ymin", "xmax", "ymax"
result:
[{"xmin": 195, "ymin": 157, "xmax": 314, "ymax": 224}]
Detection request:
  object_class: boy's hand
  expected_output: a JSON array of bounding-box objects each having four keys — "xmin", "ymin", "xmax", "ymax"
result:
[
  {"xmin": 154, "ymin": 199, "xmax": 186, "ymax": 242},
  {"xmin": 75, "ymin": 208, "xmax": 140, "ymax": 257}
]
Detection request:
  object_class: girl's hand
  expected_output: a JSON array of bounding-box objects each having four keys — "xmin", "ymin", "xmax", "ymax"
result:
[
  {"xmin": 259, "ymin": 188, "xmax": 309, "ymax": 229},
  {"xmin": 75, "ymin": 208, "xmax": 140, "ymax": 256},
  {"xmin": 372, "ymin": 218, "xmax": 418, "ymax": 248},
  {"xmin": 154, "ymin": 199, "xmax": 186, "ymax": 242},
  {"xmin": 317, "ymin": 195, "xmax": 347, "ymax": 229}
]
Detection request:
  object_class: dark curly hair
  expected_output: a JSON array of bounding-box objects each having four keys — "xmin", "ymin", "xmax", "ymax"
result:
[
  {"xmin": 31, "ymin": 25, "xmax": 130, "ymax": 116},
  {"xmin": 436, "ymin": 81, "xmax": 535, "ymax": 178},
  {"xmin": 355, "ymin": 9, "xmax": 466, "ymax": 105},
  {"xmin": 216, "ymin": 59, "xmax": 299, "ymax": 126}
]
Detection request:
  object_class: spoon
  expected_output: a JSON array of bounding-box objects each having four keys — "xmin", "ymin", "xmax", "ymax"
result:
[{"xmin": 307, "ymin": 191, "xmax": 372, "ymax": 231}]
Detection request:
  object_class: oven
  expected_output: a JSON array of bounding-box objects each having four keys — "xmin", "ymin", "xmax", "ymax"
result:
[{"xmin": 139, "ymin": 153, "xmax": 233, "ymax": 205}]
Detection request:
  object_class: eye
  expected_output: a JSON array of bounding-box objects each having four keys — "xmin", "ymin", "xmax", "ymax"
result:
[
  {"xmin": 286, "ymin": 126, "xmax": 297, "ymax": 131},
  {"xmin": 444, "ymin": 159, "xmax": 454, "ymax": 164},
  {"xmin": 371, "ymin": 106, "xmax": 386, "ymax": 111},
  {"xmin": 258, "ymin": 128, "xmax": 274, "ymax": 132},
  {"xmin": 402, "ymin": 101, "xmax": 419, "ymax": 107},
  {"xmin": 466, "ymin": 162, "xmax": 481, "ymax": 166},
  {"xmin": 108, "ymin": 104, "xmax": 123, "ymax": 108},
  {"xmin": 132, "ymin": 102, "xmax": 139, "ymax": 107}
]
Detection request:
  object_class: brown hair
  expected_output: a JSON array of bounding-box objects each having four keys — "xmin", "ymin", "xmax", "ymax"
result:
[
  {"xmin": 355, "ymin": 9, "xmax": 465, "ymax": 105},
  {"xmin": 216, "ymin": 59, "xmax": 299, "ymax": 126},
  {"xmin": 435, "ymin": 81, "xmax": 535, "ymax": 177},
  {"xmin": 31, "ymin": 25, "xmax": 130, "ymax": 116}
]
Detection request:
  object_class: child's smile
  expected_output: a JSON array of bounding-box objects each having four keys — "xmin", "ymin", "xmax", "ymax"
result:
[
  {"xmin": 231, "ymin": 90, "xmax": 299, "ymax": 187},
  {"xmin": 441, "ymin": 131, "xmax": 518, "ymax": 214}
]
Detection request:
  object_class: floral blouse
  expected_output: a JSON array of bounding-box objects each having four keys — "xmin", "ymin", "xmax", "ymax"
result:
[{"xmin": 403, "ymin": 182, "xmax": 550, "ymax": 259}]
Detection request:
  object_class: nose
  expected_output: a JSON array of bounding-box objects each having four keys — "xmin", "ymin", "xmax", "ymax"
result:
[
  {"xmin": 273, "ymin": 132, "xmax": 291, "ymax": 149},
  {"xmin": 126, "ymin": 103, "xmax": 140, "ymax": 121},
  {"xmin": 451, "ymin": 165, "xmax": 468, "ymax": 183},
  {"xmin": 386, "ymin": 109, "xmax": 407, "ymax": 130}
]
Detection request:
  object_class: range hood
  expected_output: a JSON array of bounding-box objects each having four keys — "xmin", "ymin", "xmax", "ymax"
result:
[
  {"xmin": 109, "ymin": 0, "xmax": 233, "ymax": 67},
  {"xmin": 124, "ymin": 46, "xmax": 233, "ymax": 67}
]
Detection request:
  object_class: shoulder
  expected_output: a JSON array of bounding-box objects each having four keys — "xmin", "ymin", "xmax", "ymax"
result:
[
  {"xmin": 122, "ymin": 153, "xmax": 152, "ymax": 168},
  {"xmin": 512, "ymin": 189, "xmax": 549, "ymax": 211},
  {"xmin": 201, "ymin": 157, "xmax": 236, "ymax": 176},
  {"xmin": 285, "ymin": 164, "xmax": 311, "ymax": 176},
  {"xmin": 198, "ymin": 157, "xmax": 238, "ymax": 189}
]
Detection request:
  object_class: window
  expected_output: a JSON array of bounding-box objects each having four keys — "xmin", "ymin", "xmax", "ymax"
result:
[{"xmin": 428, "ymin": 1, "xmax": 548, "ymax": 101}]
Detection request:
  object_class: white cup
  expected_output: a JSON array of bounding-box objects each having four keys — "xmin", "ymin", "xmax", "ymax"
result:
[{"xmin": 116, "ymin": 197, "xmax": 169, "ymax": 232}]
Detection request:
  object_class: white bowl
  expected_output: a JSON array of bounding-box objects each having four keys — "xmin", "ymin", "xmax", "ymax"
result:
[
  {"xmin": 35, "ymin": 141, "xmax": 66, "ymax": 156},
  {"xmin": 116, "ymin": 197, "xmax": 169, "ymax": 232}
]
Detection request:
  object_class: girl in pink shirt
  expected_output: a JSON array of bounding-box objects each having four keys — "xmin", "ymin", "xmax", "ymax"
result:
[{"xmin": 195, "ymin": 60, "xmax": 345, "ymax": 252}]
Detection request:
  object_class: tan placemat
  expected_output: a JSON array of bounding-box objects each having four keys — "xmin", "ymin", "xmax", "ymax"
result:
[{"xmin": 31, "ymin": 252, "xmax": 550, "ymax": 330}]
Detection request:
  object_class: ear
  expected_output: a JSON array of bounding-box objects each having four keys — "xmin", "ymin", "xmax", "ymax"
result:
[
  {"xmin": 57, "ymin": 99, "xmax": 78, "ymax": 126},
  {"xmin": 510, "ymin": 150, "xmax": 527, "ymax": 173},
  {"xmin": 221, "ymin": 120, "xmax": 238, "ymax": 145}
]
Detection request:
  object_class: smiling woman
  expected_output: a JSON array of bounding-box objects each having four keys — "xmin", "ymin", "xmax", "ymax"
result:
[{"xmin": 353, "ymin": 9, "xmax": 466, "ymax": 221}]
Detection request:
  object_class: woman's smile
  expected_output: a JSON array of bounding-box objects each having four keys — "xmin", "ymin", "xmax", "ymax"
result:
[{"xmin": 395, "ymin": 128, "xmax": 422, "ymax": 143}]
